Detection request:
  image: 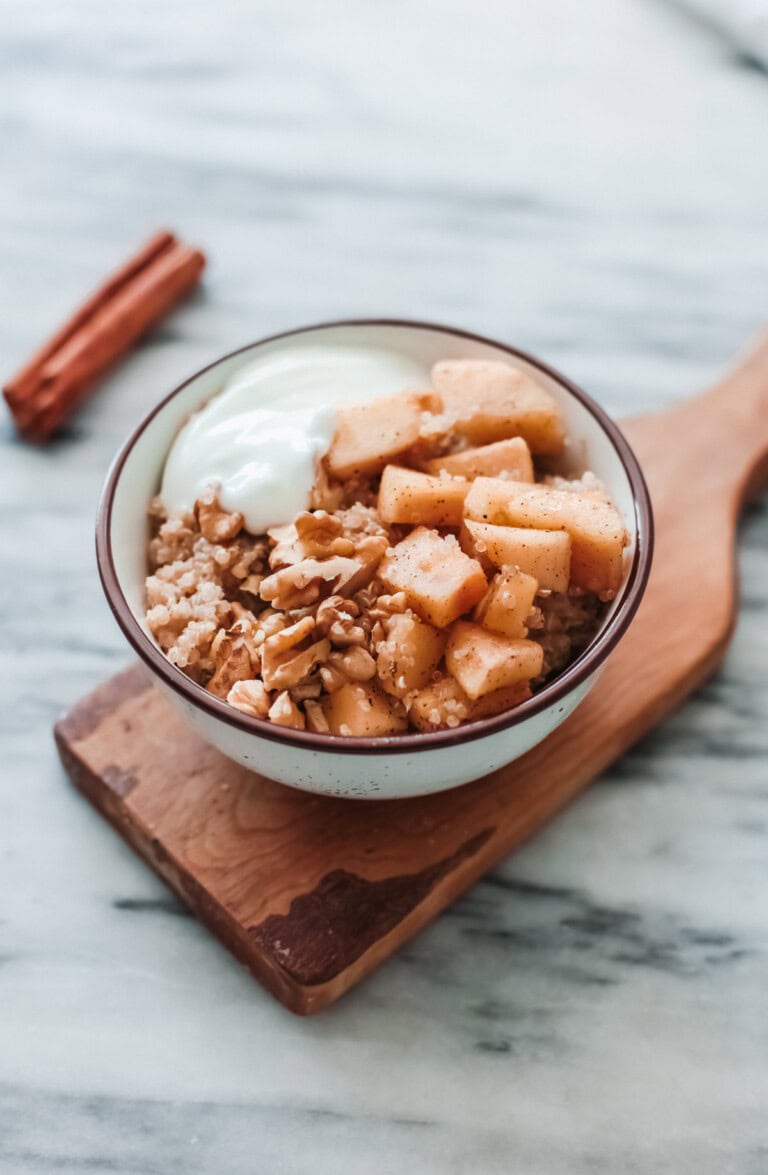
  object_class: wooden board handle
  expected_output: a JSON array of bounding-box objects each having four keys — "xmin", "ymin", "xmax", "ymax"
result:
[
  {"xmin": 700, "ymin": 328, "xmax": 768, "ymax": 501},
  {"xmin": 629, "ymin": 328, "xmax": 768, "ymax": 507}
]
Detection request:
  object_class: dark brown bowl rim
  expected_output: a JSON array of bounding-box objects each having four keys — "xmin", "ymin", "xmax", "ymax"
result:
[{"xmin": 96, "ymin": 318, "xmax": 654, "ymax": 756}]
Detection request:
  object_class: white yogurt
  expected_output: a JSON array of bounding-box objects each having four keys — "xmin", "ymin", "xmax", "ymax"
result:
[{"xmin": 160, "ymin": 343, "xmax": 428, "ymax": 533}]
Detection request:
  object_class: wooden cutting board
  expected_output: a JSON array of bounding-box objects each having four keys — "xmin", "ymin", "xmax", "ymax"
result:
[{"xmin": 55, "ymin": 334, "xmax": 768, "ymax": 1014}]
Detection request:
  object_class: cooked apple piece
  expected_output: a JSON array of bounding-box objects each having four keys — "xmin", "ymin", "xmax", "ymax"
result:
[
  {"xmin": 378, "ymin": 465, "xmax": 468, "ymax": 527},
  {"xmin": 458, "ymin": 521, "xmax": 494, "ymax": 576},
  {"xmin": 445, "ymin": 621, "xmax": 543, "ymax": 700},
  {"xmin": 464, "ymin": 478, "xmax": 628, "ymax": 594},
  {"xmin": 464, "ymin": 476, "xmax": 535, "ymax": 523},
  {"xmin": 376, "ymin": 612, "xmax": 447, "ymax": 698},
  {"xmin": 430, "ymin": 360, "xmax": 565, "ymax": 454},
  {"xmin": 378, "ymin": 526, "xmax": 487, "ymax": 628},
  {"xmin": 426, "ymin": 436, "xmax": 534, "ymax": 482},
  {"xmin": 409, "ymin": 674, "xmax": 532, "ymax": 732},
  {"xmin": 463, "ymin": 519, "xmax": 571, "ymax": 592},
  {"xmin": 326, "ymin": 389, "xmax": 440, "ymax": 479},
  {"xmin": 463, "ymin": 679, "xmax": 533, "ymax": 721},
  {"xmin": 322, "ymin": 682, "xmax": 408, "ymax": 736},
  {"xmin": 475, "ymin": 569, "xmax": 539, "ymax": 639}
]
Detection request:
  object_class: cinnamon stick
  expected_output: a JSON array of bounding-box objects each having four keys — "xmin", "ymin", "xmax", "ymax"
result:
[{"xmin": 4, "ymin": 230, "xmax": 205, "ymax": 441}]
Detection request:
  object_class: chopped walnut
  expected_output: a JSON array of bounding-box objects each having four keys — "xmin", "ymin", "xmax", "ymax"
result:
[
  {"xmin": 254, "ymin": 608, "xmax": 288, "ymax": 643},
  {"xmin": 319, "ymin": 662, "xmax": 349, "ymax": 693},
  {"xmin": 261, "ymin": 616, "xmax": 321, "ymax": 690},
  {"xmin": 268, "ymin": 691, "xmax": 306, "ymax": 729},
  {"xmin": 355, "ymin": 534, "xmax": 390, "ymax": 565},
  {"xmin": 315, "ymin": 594, "xmax": 359, "ymax": 633},
  {"xmin": 263, "ymin": 615, "xmax": 315, "ymax": 655},
  {"xmin": 353, "ymin": 579, "xmax": 387, "ymax": 613},
  {"xmin": 259, "ymin": 617, "xmax": 332, "ymax": 688},
  {"xmin": 227, "ymin": 679, "xmax": 271, "ymax": 717},
  {"xmin": 263, "ymin": 636, "xmax": 330, "ymax": 690},
  {"xmin": 294, "ymin": 511, "xmax": 356, "ymax": 558},
  {"xmin": 144, "ymin": 501, "xmax": 268, "ymax": 679},
  {"xmin": 330, "ymin": 646, "xmax": 377, "ymax": 682},
  {"xmin": 327, "ymin": 616, "xmax": 367, "ymax": 646},
  {"xmin": 315, "ymin": 597, "xmax": 367, "ymax": 646},
  {"xmin": 268, "ymin": 511, "xmax": 357, "ymax": 569},
  {"xmin": 195, "ymin": 488, "xmax": 244, "ymax": 544},
  {"xmin": 207, "ymin": 634, "xmax": 256, "ymax": 698},
  {"xmin": 369, "ymin": 591, "xmax": 409, "ymax": 622},
  {"xmin": 260, "ymin": 555, "xmax": 374, "ymax": 611},
  {"xmin": 266, "ymin": 522, "xmax": 301, "ymax": 569}
]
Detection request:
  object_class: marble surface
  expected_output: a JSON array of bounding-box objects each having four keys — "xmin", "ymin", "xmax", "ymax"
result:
[{"xmin": 2, "ymin": 1, "xmax": 767, "ymax": 1171}]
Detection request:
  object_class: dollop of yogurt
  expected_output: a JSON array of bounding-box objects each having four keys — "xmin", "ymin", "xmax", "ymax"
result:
[{"xmin": 160, "ymin": 343, "xmax": 428, "ymax": 534}]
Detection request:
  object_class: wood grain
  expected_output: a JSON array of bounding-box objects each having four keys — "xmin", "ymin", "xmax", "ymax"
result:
[{"xmin": 55, "ymin": 334, "xmax": 768, "ymax": 1014}]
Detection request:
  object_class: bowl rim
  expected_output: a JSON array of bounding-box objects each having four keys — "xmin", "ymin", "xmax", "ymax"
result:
[{"xmin": 96, "ymin": 317, "xmax": 654, "ymax": 756}]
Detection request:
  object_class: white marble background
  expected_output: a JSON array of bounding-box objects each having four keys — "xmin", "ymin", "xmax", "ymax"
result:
[{"xmin": 1, "ymin": 2, "xmax": 768, "ymax": 1172}]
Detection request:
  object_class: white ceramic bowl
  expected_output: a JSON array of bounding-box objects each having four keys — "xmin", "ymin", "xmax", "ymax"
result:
[{"xmin": 96, "ymin": 320, "xmax": 653, "ymax": 799}]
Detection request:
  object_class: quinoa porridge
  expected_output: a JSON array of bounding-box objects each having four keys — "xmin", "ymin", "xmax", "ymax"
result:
[{"xmin": 145, "ymin": 358, "xmax": 629, "ymax": 736}]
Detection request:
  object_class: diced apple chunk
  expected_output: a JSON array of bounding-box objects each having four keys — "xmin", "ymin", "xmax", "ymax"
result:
[
  {"xmin": 430, "ymin": 360, "xmax": 565, "ymax": 454},
  {"xmin": 409, "ymin": 674, "xmax": 532, "ymax": 732},
  {"xmin": 426, "ymin": 436, "xmax": 534, "ymax": 482},
  {"xmin": 376, "ymin": 612, "xmax": 447, "ymax": 697},
  {"xmin": 475, "ymin": 569, "xmax": 539, "ymax": 639},
  {"xmin": 464, "ymin": 478, "xmax": 628, "ymax": 594},
  {"xmin": 378, "ymin": 526, "xmax": 487, "ymax": 628},
  {"xmin": 459, "ymin": 522, "xmax": 493, "ymax": 576},
  {"xmin": 322, "ymin": 682, "xmax": 407, "ymax": 736},
  {"xmin": 445, "ymin": 621, "xmax": 543, "ymax": 700},
  {"xmin": 463, "ymin": 519, "xmax": 571, "ymax": 592},
  {"xmin": 326, "ymin": 389, "xmax": 440, "ymax": 479},
  {"xmin": 378, "ymin": 465, "xmax": 468, "ymax": 527},
  {"xmin": 464, "ymin": 477, "xmax": 536, "ymax": 523}
]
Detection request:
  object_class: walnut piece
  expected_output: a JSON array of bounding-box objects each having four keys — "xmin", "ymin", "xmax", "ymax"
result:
[
  {"xmin": 268, "ymin": 511, "xmax": 358, "ymax": 569},
  {"xmin": 315, "ymin": 596, "xmax": 367, "ymax": 646},
  {"xmin": 294, "ymin": 511, "xmax": 356, "ymax": 558},
  {"xmin": 227, "ymin": 679, "xmax": 271, "ymax": 717},
  {"xmin": 260, "ymin": 555, "xmax": 375, "ymax": 611},
  {"xmin": 315, "ymin": 594, "xmax": 359, "ymax": 633},
  {"xmin": 261, "ymin": 616, "xmax": 328, "ymax": 690},
  {"xmin": 207, "ymin": 634, "xmax": 256, "ymax": 698},
  {"xmin": 369, "ymin": 591, "xmax": 409, "ymax": 622},
  {"xmin": 319, "ymin": 663, "xmax": 349, "ymax": 693},
  {"xmin": 195, "ymin": 489, "xmax": 244, "ymax": 544},
  {"xmin": 331, "ymin": 646, "xmax": 376, "ymax": 682},
  {"xmin": 268, "ymin": 691, "xmax": 306, "ymax": 729}
]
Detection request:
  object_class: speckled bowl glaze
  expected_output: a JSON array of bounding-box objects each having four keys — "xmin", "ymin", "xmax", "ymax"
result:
[{"xmin": 96, "ymin": 319, "xmax": 653, "ymax": 799}]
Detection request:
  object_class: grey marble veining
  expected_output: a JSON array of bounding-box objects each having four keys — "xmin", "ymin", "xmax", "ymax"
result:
[{"xmin": 1, "ymin": 1, "xmax": 768, "ymax": 1172}]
